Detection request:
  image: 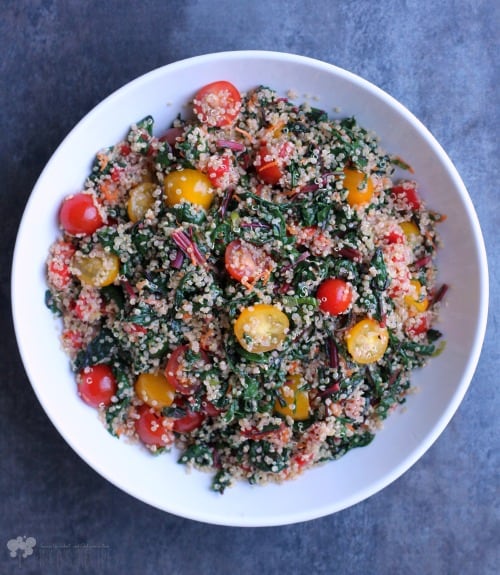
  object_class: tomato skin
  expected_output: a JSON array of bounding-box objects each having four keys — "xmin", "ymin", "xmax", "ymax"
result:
[
  {"xmin": 173, "ymin": 409, "xmax": 205, "ymax": 433},
  {"xmin": 135, "ymin": 405, "xmax": 172, "ymax": 447},
  {"xmin": 391, "ymin": 183, "xmax": 421, "ymax": 210},
  {"xmin": 343, "ymin": 168, "xmax": 374, "ymax": 207},
  {"xmin": 316, "ymin": 278, "xmax": 353, "ymax": 315},
  {"xmin": 73, "ymin": 249, "xmax": 120, "ymax": 288},
  {"xmin": 225, "ymin": 239, "xmax": 271, "ymax": 284},
  {"xmin": 234, "ymin": 303, "xmax": 289, "ymax": 353},
  {"xmin": 127, "ymin": 182, "xmax": 157, "ymax": 222},
  {"xmin": 47, "ymin": 240, "xmax": 75, "ymax": 290},
  {"xmin": 77, "ymin": 364, "xmax": 117, "ymax": 408},
  {"xmin": 345, "ymin": 318, "xmax": 389, "ymax": 364},
  {"xmin": 164, "ymin": 345, "xmax": 208, "ymax": 395},
  {"xmin": 274, "ymin": 374, "xmax": 310, "ymax": 421},
  {"xmin": 405, "ymin": 314, "xmax": 429, "ymax": 337},
  {"xmin": 135, "ymin": 373, "xmax": 176, "ymax": 409},
  {"xmin": 404, "ymin": 279, "xmax": 429, "ymax": 313},
  {"xmin": 59, "ymin": 193, "xmax": 104, "ymax": 235},
  {"xmin": 207, "ymin": 154, "xmax": 231, "ymax": 188},
  {"xmin": 193, "ymin": 81, "xmax": 242, "ymax": 127},
  {"xmin": 255, "ymin": 144, "xmax": 283, "ymax": 185},
  {"xmin": 164, "ymin": 169, "xmax": 214, "ymax": 210}
]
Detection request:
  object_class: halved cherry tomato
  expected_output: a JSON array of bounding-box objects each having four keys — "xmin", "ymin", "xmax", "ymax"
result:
[
  {"xmin": 274, "ymin": 374, "xmax": 310, "ymax": 421},
  {"xmin": 173, "ymin": 409, "xmax": 205, "ymax": 433},
  {"xmin": 127, "ymin": 182, "xmax": 157, "ymax": 222},
  {"xmin": 399, "ymin": 220, "xmax": 420, "ymax": 242},
  {"xmin": 73, "ymin": 248, "xmax": 120, "ymax": 287},
  {"xmin": 345, "ymin": 318, "xmax": 389, "ymax": 364},
  {"xmin": 255, "ymin": 144, "xmax": 283, "ymax": 185},
  {"xmin": 343, "ymin": 168, "xmax": 374, "ymax": 207},
  {"xmin": 234, "ymin": 303, "xmax": 289, "ymax": 353},
  {"xmin": 405, "ymin": 313, "xmax": 429, "ymax": 337},
  {"xmin": 202, "ymin": 400, "xmax": 222, "ymax": 417},
  {"xmin": 316, "ymin": 278, "xmax": 353, "ymax": 315},
  {"xmin": 77, "ymin": 364, "xmax": 117, "ymax": 408},
  {"xmin": 391, "ymin": 182, "xmax": 421, "ymax": 210},
  {"xmin": 135, "ymin": 404, "xmax": 172, "ymax": 447},
  {"xmin": 135, "ymin": 373, "xmax": 176, "ymax": 409},
  {"xmin": 59, "ymin": 192, "xmax": 104, "ymax": 235},
  {"xmin": 47, "ymin": 240, "xmax": 75, "ymax": 290},
  {"xmin": 164, "ymin": 169, "xmax": 214, "ymax": 210},
  {"xmin": 164, "ymin": 344, "xmax": 208, "ymax": 395},
  {"xmin": 404, "ymin": 279, "xmax": 429, "ymax": 313},
  {"xmin": 193, "ymin": 80, "xmax": 242, "ymax": 127},
  {"xmin": 206, "ymin": 154, "xmax": 231, "ymax": 188},
  {"xmin": 225, "ymin": 239, "xmax": 271, "ymax": 284}
]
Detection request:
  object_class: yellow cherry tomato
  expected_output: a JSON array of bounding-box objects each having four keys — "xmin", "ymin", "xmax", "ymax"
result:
[
  {"xmin": 164, "ymin": 169, "xmax": 214, "ymax": 210},
  {"xmin": 399, "ymin": 221, "xmax": 420, "ymax": 242},
  {"xmin": 345, "ymin": 318, "xmax": 389, "ymax": 364},
  {"xmin": 234, "ymin": 303, "xmax": 289, "ymax": 353},
  {"xmin": 127, "ymin": 182, "xmax": 157, "ymax": 222},
  {"xmin": 343, "ymin": 167, "xmax": 374, "ymax": 207},
  {"xmin": 274, "ymin": 374, "xmax": 310, "ymax": 421},
  {"xmin": 73, "ymin": 249, "xmax": 120, "ymax": 287},
  {"xmin": 135, "ymin": 373, "xmax": 176, "ymax": 409},
  {"xmin": 404, "ymin": 279, "xmax": 429, "ymax": 313}
]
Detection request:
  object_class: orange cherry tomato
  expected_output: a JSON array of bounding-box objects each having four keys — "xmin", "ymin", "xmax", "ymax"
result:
[
  {"xmin": 274, "ymin": 374, "xmax": 310, "ymax": 421},
  {"xmin": 164, "ymin": 169, "xmax": 214, "ymax": 210},
  {"xmin": 316, "ymin": 278, "xmax": 353, "ymax": 315},
  {"xmin": 404, "ymin": 279, "xmax": 429, "ymax": 313},
  {"xmin": 193, "ymin": 80, "xmax": 242, "ymax": 127},
  {"xmin": 343, "ymin": 168, "xmax": 374, "ymax": 207},
  {"xmin": 135, "ymin": 373, "xmax": 176, "ymax": 409},
  {"xmin": 234, "ymin": 304, "xmax": 289, "ymax": 353},
  {"xmin": 77, "ymin": 364, "xmax": 117, "ymax": 408},
  {"xmin": 73, "ymin": 248, "xmax": 120, "ymax": 287},
  {"xmin": 345, "ymin": 318, "xmax": 389, "ymax": 364},
  {"xmin": 127, "ymin": 182, "xmax": 157, "ymax": 222}
]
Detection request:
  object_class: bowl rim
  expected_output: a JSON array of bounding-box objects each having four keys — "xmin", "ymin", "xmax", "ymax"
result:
[{"xmin": 11, "ymin": 50, "xmax": 490, "ymax": 526}]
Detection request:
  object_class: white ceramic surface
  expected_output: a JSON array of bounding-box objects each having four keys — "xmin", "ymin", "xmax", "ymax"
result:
[{"xmin": 11, "ymin": 51, "xmax": 488, "ymax": 526}]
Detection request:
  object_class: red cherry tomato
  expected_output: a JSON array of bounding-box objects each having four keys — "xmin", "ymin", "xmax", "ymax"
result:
[
  {"xmin": 391, "ymin": 183, "xmax": 422, "ymax": 210},
  {"xmin": 135, "ymin": 405, "xmax": 171, "ymax": 447},
  {"xmin": 224, "ymin": 239, "xmax": 271, "ymax": 284},
  {"xmin": 207, "ymin": 155, "xmax": 231, "ymax": 188},
  {"xmin": 59, "ymin": 193, "xmax": 104, "ymax": 235},
  {"xmin": 47, "ymin": 240, "xmax": 75, "ymax": 290},
  {"xmin": 316, "ymin": 278, "xmax": 353, "ymax": 315},
  {"xmin": 173, "ymin": 409, "xmax": 205, "ymax": 433},
  {"xmin": 202, "ymin": 400, "xmax": 222, "ymax": 417},
  {"xmin": 405, "ymin": 314, "xmax": 429, "ymax": 337},
  {"xmin": 255, "ymin": 144, "xmax": 283, "ymax": 185},
  {"xmin": 77, "ymin": 364, "xmax": 117, "ymax": 408},
  {"xmin": 193, "ymin": 81, "xmax": 241, "ymax": 127},
  {"xmin": 164, "ymin": 345, "xmax": 208, "ymax": 395}
]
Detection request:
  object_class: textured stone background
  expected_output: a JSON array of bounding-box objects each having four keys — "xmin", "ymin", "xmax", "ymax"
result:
[{"xmin": 1, "ymin": 1, "xmax": 498, "ymax": 574}]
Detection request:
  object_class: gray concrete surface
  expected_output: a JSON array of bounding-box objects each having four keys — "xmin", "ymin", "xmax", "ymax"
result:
[{"xmin": 1, "ymin": 1, "xmax": 498, "ymax": 574}]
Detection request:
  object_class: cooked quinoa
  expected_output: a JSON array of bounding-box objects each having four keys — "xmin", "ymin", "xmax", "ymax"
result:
[{"xmin": 46, "ymin": 83, "xmax": 446, "ymax": 492}]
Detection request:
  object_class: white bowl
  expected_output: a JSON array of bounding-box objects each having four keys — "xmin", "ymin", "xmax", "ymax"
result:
[{"xmin": 11, "ymin": 51, "xmax": 489, "ymax": 526}]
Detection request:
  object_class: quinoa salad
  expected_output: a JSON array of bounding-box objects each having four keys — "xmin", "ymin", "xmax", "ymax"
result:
[{"xmin": 45, "ymin": 81, "xmax": 447, "ymax": 492}]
